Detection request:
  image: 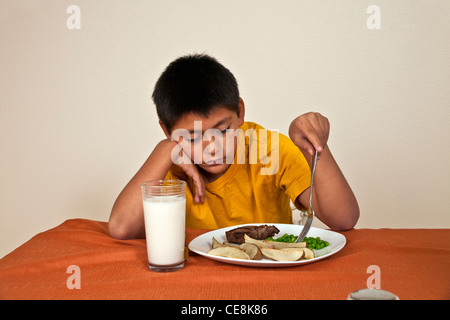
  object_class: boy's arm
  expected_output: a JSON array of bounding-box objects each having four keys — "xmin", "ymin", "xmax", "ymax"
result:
[
  {"xmin": 108, "ymin": 139, "xmax": 205, "ymax": 239},
  {"xmin": 289, "ymin": 113, "xmax": 360, "ymax": 230}
]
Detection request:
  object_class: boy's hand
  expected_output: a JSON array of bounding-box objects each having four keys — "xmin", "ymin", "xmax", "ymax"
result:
[
  {"xmin": 288, "ymin": 112, "xmax": 330, "ymax": 159},
  {"xmin": 170, "ymin": 145, "xmax": 206, "ymax": 204}
]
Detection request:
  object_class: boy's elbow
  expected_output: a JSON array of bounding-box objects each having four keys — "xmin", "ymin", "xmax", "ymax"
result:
[
  {"xmin": 108, "ymin": 217, "xmax": 132, "ymax": 240},
  {"xmin": 108, "ymin": 211, "xmax": 145, "ymax": 240},
  {"xmin": 333, "ymin": 204, "xmax": 360, "ymax": 231},
  {"xmin": 332, "ymin": 218, "xmax": 358, "ymax": 231}
]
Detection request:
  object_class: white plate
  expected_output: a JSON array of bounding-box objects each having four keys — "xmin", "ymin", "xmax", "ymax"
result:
[{"xmin": 188, "ymin": 223, "xmax": 346, "ymax": 267}]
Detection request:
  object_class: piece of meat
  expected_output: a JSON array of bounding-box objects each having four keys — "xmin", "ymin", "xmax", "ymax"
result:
[{"xmin": 225, "ymin": 225, "xmax": 280, "ymax": 244}]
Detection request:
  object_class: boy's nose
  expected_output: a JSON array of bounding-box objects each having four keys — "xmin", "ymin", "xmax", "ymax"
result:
[{"xmin": 202, "ymin": 139, "xmax": 223, "ymax": 158}]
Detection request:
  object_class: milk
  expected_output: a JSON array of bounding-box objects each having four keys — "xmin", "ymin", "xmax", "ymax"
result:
[{"xmin": 143, "ymin": 196, "xmax": 186, "ymax": 266}]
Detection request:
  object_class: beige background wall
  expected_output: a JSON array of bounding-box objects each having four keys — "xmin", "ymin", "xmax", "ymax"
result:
[{"xmin": 1, "ymin": 0, "xmax": 449, "ymax": 258}]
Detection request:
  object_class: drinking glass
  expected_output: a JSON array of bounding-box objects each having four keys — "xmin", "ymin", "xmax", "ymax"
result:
[{"xmin": 142, "ymin": 180, "xmax": 186, "ymax": 272}]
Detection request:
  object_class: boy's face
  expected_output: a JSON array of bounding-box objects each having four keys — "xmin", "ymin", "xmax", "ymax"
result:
[{"xmin": 162, "ymin": 100, "xmax": 245, "ymax": 181}]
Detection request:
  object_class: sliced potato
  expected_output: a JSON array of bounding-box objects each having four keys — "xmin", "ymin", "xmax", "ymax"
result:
[
  {"xmin": 260, "ymin": 248, "xmax": 305, "ymax": 261},
  {"xmin": 278, "ymin": 247, "xmax": 315, "ymax": 259},
  {"xmin": 207, "ymin": 246, "xmax": 251, "ymax": 260},
  {"xmin": 264, "ymin": 241, "xmax": 307, "ymax": 249},
  {"xmin": 302, "ymin": 247, "xmax": 315, "ymax": 259},
  {"xmin": 239, "ymin": 243, "xmax": 262, "ymax": 260},
  {"xmin": 244, "ymin": 234, "xmax": 273, "ymax": 248},
  {"xmin": 212, "ymin": 237, "xmax": 226, "ymax": 249}
]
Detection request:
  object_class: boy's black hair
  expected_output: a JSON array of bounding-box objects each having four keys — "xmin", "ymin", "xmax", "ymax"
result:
[{"xmin": 152, "ymin": 54, "xmax": 240, "ymax": 133}]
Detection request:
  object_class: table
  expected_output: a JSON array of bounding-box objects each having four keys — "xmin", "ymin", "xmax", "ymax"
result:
[{"xmin": 0, "ymin": 219, "xmax": 449, "ymax": 300}]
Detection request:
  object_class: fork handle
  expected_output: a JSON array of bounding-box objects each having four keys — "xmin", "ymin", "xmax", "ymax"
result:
[{"xmin": 309, "ymin": 150, "xmax": 318, "ymax": 209}]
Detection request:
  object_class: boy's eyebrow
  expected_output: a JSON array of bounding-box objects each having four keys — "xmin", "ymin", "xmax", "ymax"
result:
[{"xmin": 188, "ymin": 116, "xmax": 233, "ymax": 133}]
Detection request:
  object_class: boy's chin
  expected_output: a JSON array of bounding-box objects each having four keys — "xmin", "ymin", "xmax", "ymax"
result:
[{"xmin": 198, "ymin": 162, "xmax": 230, "ymax": 174}]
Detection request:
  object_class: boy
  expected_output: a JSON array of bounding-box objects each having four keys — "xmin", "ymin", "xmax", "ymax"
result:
[{"xmin": 109, "ymin": 54, "xmax": 359, "ymax": 239}]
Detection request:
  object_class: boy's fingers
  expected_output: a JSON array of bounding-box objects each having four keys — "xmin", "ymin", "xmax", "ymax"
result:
[
  {"xmin": 195, "ymin": 178, "xmax": 205, "ymax": 204},
  {"xmin": 297, "ymin": 121, "xmax": 322, "ymax": 155},
  {"xmin": 176, "ymin": 158, "xmax": 205, "ymax": 204},
  {"xmin": 289, "ymin": 112, "xmax": 330, "ymax": 161},
  {"xmin": 303, "ymin": 116, "xmax": 329, "ymax": 156},
  {"xmin": 300, "ymin": 138, "xmax": 316, "ymax": 157},
  {"xmin": 190, "ymin": 171, "xmax": 205, "ymax": 204},
  {"xmin": 291, "ymin": 128, "xmax": 324, "ymax": 160},
  {"xmin": 306, "ymin": 119, "xmax": 326, "ymax": 151}
]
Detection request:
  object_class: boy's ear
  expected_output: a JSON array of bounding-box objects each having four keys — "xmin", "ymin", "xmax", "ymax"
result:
[
  {"xmin": 238, "ymin": 98, "xmax": 245, "ymax": 126},
  {"xmin": 159, "ymin": 120, "xmax": 171, "ymax": 139}
]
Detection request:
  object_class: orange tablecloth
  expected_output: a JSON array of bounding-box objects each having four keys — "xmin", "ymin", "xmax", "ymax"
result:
[{"xmin": 0, "ymin": 219, "xmax": 449, "ymax": 300}]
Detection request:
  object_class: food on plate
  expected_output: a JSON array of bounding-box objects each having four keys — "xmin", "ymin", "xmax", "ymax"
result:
[
  {"xmin": 208, "ymin": 234, "xmax": 316, "ymax": 261},
  {"xmin": 244, "ymin": 234, "xmax": 274, "ymax": 248},
  {"xmin": 312, "ymin": 246, "xmax": 331, "ymax": 257},
  {"xmin": 209, "ymin": 237, "xmax": 262, "ymax": 260},
  {"xmin": 301, "ymin": 247, "xmax": 315, "ymax": 259},
  {"xmin": 260, "ymin": 248, "xmax": 305, "ymax": 261},
  {"xmin": 225, "ymin": 225, "xmax": 280, "ymax": 244},
  {"xmin": 207, "ymin": 246, "xmax": 251, "ymax": 260},
  {"xmin": 239, "ymin": 243, "xmax": 262, "ymax": 260},
  {"xmin": 212, "ymin": 237, "xmax": 225, "ymax": 249},
  {"xmin": 207, "ymin": 227, "xmax": 331, "ymax": 262},
  {"xmin": 261, "ymin": 246, "xmax": 314, "ymax": 260},
  {"xmin": 267, "ymin": 234, "xmax": 331, "ymax": 251},
  {"xmin": 302, "ymin": 236, "xmax": 330, "ymax": 250},
  {"xmin": 267, "ymin": 233, "xmax": 298, "ymax": 243},
  {"xmin": 264, "ymin": 241, "xmax": 307, "ymax": 249}
]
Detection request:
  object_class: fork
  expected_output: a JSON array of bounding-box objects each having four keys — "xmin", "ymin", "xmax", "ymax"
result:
[{"xmin": 295, "ymin": 149, "xmax": 318, "ymax": 243}]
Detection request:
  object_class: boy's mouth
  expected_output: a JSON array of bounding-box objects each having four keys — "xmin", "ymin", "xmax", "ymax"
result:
[
  {"xmin": 202, "ymin": 157, "xmax": 228, "ymax": 166},
  {"xmin": 205, "ymin": 160, "xmax": 222, "ymax": 166}
]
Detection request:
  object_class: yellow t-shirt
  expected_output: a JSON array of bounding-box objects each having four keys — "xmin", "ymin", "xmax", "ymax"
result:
[{"xmin": 165, "ymin": 122, "xmax": 311, "ymax": 229}]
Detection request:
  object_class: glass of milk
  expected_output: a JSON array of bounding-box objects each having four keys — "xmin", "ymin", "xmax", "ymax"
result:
[{"xmin": 141, "ymin": 180, "xmax": 186, "ymax": 272}]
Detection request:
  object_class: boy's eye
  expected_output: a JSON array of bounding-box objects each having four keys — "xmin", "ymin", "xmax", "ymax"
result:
[
  {"xmin": 187, "ymin": 126, "xmax": 230, "ymax": 143},
  {"xmin": 220, "ymin": 126, "xmax": 230, "ymax": 134}
]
